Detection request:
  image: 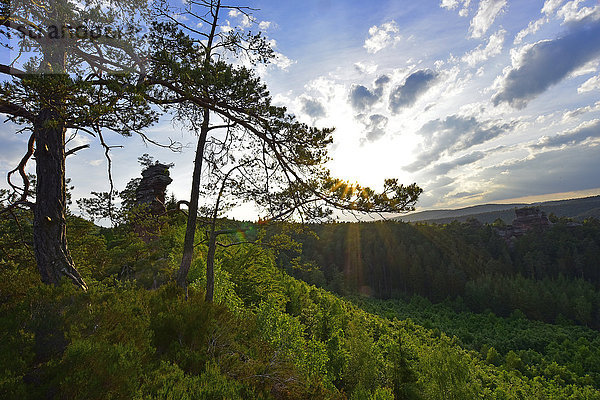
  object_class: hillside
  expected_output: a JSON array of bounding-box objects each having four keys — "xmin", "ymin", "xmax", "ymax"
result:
[
  {"xmin": 284, "ymin": 218, "xmax": 600, "ymax": 328},
  {"xmin": 3, "ymin": 210, "xmax": 600, "ymax": 398},
  {"xmin": 395, "ymin": 195, "xmax": 600, "ymax": 224},
  {"xmin": 395, "ymin": 203, "xmax": 526, "ymax": 223}
]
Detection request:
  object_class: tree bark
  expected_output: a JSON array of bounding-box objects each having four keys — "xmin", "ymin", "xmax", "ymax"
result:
[
  {"xmin": 205, "ymin": 230, "xmax": 217, "ymax": 302},
  {"xmin": 33, "ymin": 108, "xmax": 88, "ymax": 290},
  {"xmin": 176, "ymin": 1, "xmax": 221, "ymax": 290},
  {"xmin": 176, "ymin": 108, "xmax": 209, "ymax": 288}
]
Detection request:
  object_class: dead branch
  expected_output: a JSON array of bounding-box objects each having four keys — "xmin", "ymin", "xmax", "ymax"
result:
[{"xmin": 65, "ymin": 144, "xmax": 90, "ymax": 157}]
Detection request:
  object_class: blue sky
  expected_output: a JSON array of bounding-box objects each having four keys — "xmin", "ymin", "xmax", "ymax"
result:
[{"xmin": 1, "ymin": 0, "xmax": 600, "ymax": 218}]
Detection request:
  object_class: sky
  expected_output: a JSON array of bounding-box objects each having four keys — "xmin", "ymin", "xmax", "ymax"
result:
[{"xmin": 1, "ymin": 0, "xmax": 600, "ymax": 219}]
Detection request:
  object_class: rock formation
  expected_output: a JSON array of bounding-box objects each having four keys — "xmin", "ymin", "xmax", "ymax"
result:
[
  {"xmin": 512, "ymin": 207, "xmax": 551, "ymax": 235},
  {"xmin": 135, "ymin": 163, "xmax": 173, "ymax": 215},
  {"xmin": 495, "ymin": 207, "xmax": 552, "ymax": 243}
]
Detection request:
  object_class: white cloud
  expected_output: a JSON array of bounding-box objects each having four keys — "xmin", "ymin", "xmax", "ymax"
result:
[
  {"xmin": 354, "ymin": 62, "xmax": 379, "ymax": 75},
  {"xmin": 470, "ymin": 0, "xmax": 507, "ymax": 38},
  {"xmin": 440, "ymin": 0, "xmax": 459, "ymax": 9},
  {"xmin": 240, "ymin": 14, "xmax": 255, "ymax": 28},
  {"xmin": 227, "ymin": 10, "xmax": 272, "ymax": 30},
  {"xmin": 562, "ymin": 101, "xmax": 600, "ymax": 119},
  {"xmin": 463, "ymin": 29, "xmax": 506, "ymax": 66},
  {"xmin": 440, "ymin": 0, "xmax": 472, "ymax": 16},
  {"xmin": 272, "ymin": 52, "xmax": 295, "ymax": 70},
  {"xmin": 259, "ymin": 21, "xmax": 272, "ymax": 30},
  {"xmin": 514, "ymin": 17, "xmax": 547, "ymax": 44},
  {"xmin": 532, "ymin": 119, "xmax": 600, "ymax": 149},
  {"xmin": 569, "ymin": 59, "xmax": 599, "ymax": 78},
  {"xmin": 557, "ymin": 0, "xmax": 600, "ymax": 23},
  {"xmin": 542, "ymin": 0, "xmax": 565, "ymax": 15},
  {"xmin": 364, "ymin": 21, "xmax": 402, "ymax": 54},
  {"xmin": 578, "ymin": 75, "xmax": 600, "ymax": 93},
  {"xmin": 220, "ymin": 21, "xmax": 233, "ymax": 33},
  {"xmin": 170, "ymin": 12, "xmax": 189, "ymax": 22}
]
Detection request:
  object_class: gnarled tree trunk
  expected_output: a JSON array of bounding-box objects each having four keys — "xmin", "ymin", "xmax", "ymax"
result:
[{"xmin": 33, "ymin": 108, "xmax": 88, "ymax": 290}]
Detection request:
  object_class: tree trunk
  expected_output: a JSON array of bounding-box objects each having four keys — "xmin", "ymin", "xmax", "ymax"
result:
[
  {"xmin": 176, "ymin": 1, "xmax": 220, "ymax": 290},
  {"xmin": 205, "ymin": 230, "xmax": 217, "ymax": 302},
  {"xmin": 33, "ymin": 108, "xmax": 88, "ymax": 290},
  {"xmin": 176, "ymin": 108, "xmax": 209, "ymax": 288}
]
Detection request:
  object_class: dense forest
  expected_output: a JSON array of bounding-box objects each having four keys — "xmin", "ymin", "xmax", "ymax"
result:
[
  {"xmin": 283, "ymin": 217, "xmax": 600, "ymax": 328},
  {"xmin": 2, "ymin": 202, "xmax": 600, "ymax": 399}
]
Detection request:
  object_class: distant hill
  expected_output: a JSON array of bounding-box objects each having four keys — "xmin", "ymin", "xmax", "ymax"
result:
[{"xmin": 395, "ymin": 195, "xmax": 600, "ymax": 224}]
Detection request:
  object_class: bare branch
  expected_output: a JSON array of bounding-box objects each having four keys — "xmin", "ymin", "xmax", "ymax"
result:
[
  {"xmin": 0, "ymin": 63, "xmax": 26, "ymax": 78},
  {"xmin": 0, "ymin": 99, "xmax": 35, "ymax": 121},
  {"xmin": 7, "ymin": 132, "xmax": 34, "ymax": 203},
  {"xmin": 65, "ymin": 144, "xmax": 90, "ymax": 157},
  {"xmin": 96, "ymin": 128, "xmax": 117, "ymax": 222}
]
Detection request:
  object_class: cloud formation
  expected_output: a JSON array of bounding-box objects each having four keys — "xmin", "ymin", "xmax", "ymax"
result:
[
  {"xmin": 562, "ymin": 101, "xmax": 600, "ymax": 120},
  {"xmin": 463, "ymin": 29, "xmax": 506, "ymax": 66},
  {"xmin": 532, "ymin": 119, "xmax": 600, "ymax": 149},
  {"xmin": 470, "ymin": 0, "xmax": 507, "ymax": 38},
  {"xmin": 440, "ymin": 0, "xmax": 472, "ymax": 17},
  {"xmin": 542, "ymin": 0, "xmax": 565, "ymax": 15},
  {"xmin": 389, "ymin": 69, "xmax": 438, "ymax": 113},
  {"xmin": 349, "ymin": 85, "xmax": 380, "ymax": 111},
  {"xmin": 301, "ymin": 97, "xmax": 326, "ymax": 119},
  {"xmin": 578, "ymin": 74, "xmax": 600, "ymax": 93},
  {"xmin": 477, "ymin": 144, "xmax": 600, "ymax": 202},
  {"xmin": 373, "ymin": 75, "xmax": 391, "ymax": 96},
  {"xmin": 557, "ymin": 0, "xmax": 600, "ymax": 23},
  {"xmin": 364, "ymin": 21, "xmax": 402, "ymax": 54},
  {"xmin": 514, "ymin": 17, "xmax": 547, "ymax": 44},
  {"xmin": 405, "ymin": 115, "xmax": 514, "ymax": 171},
  {"xmin": 493, "ymin": 18, "xmax": 600, "ymax": 108},
  {"xmin": 429, "ymin": 151, "xmax": 486, "ymax": 175},
  {"xmin": 363, "ymin": 114, "xmax": 389, "ymax": 142},
  {"xmin": 272, "ymin": 52, "xmax": 295, "ymax": 70}
]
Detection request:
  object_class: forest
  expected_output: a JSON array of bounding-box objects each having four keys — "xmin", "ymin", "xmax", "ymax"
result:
[
  {"xmin": 2, "ymin": 193, "xmax": 600, "ymax": 399},
  {"xmin": 283, "ymin": 217, "xmax": 600, "ymax": 328}
]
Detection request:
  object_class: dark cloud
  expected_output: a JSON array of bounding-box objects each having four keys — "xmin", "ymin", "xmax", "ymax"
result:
[
  {"xmin": 404, "ymin": 115, "xmax": 514, "ymax": 171},
  {"xmin": 476, "ymin": 144, "xmax": 600, "ymax": 202},
  {"xmin": 446, "ymin": 191, "xmax": 484, "ymax": 200},
  {"xmin": 389, "ymin": 69, "xmax": 438, "ymax": 113},
  {"xmin": 301, "ymin": 97, "xmax": 326, "ymax": 119},
  {"xmin": 493, "ymin": 18, "xmax": 600, "ymax": 108},
  {"xmin": 375, "ymin": 75, "xmax": 391, "ymax": 87},
  {"xmin": 374, "ymin": 74, "xmax": 391, "ymax": 97},
  {"xmin": 532, "ymin": 119, "xmax": 600, "ymax": 149},
  {"xmin": 349, "ymin": 76, "xmax": 391, "ymax": 112},
  {"xmin": 363, "ymin": 114, "xmax": 389, "ymax": 142},
  {"xmin": 429, "ymin": 151, "xmax": 486, "ymax": 176},
  {"xmin": 349, "ymin": 84, "xmax": 380, "ymax": 111}
]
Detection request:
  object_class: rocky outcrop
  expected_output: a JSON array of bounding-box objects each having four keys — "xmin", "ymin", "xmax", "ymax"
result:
[
  {"xmin": 135, "ymin": 163, "xmax": 173, "ymax": 215},
  {"xmin": 495, "ymin": 207, "xmax": 552, "ymax": 243},
  {"xmin": 511, "ymin": 207, "xmax": 551, "ymax": 236}
]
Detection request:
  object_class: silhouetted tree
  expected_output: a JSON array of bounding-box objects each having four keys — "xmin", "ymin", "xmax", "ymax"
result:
[
  {"xmin": 0, "ymin": 0, "xmax": 161, "ymax": 289},
  {"xmin": 143, "ymin": 1, "xmax": 422, "ymax": 299}
]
